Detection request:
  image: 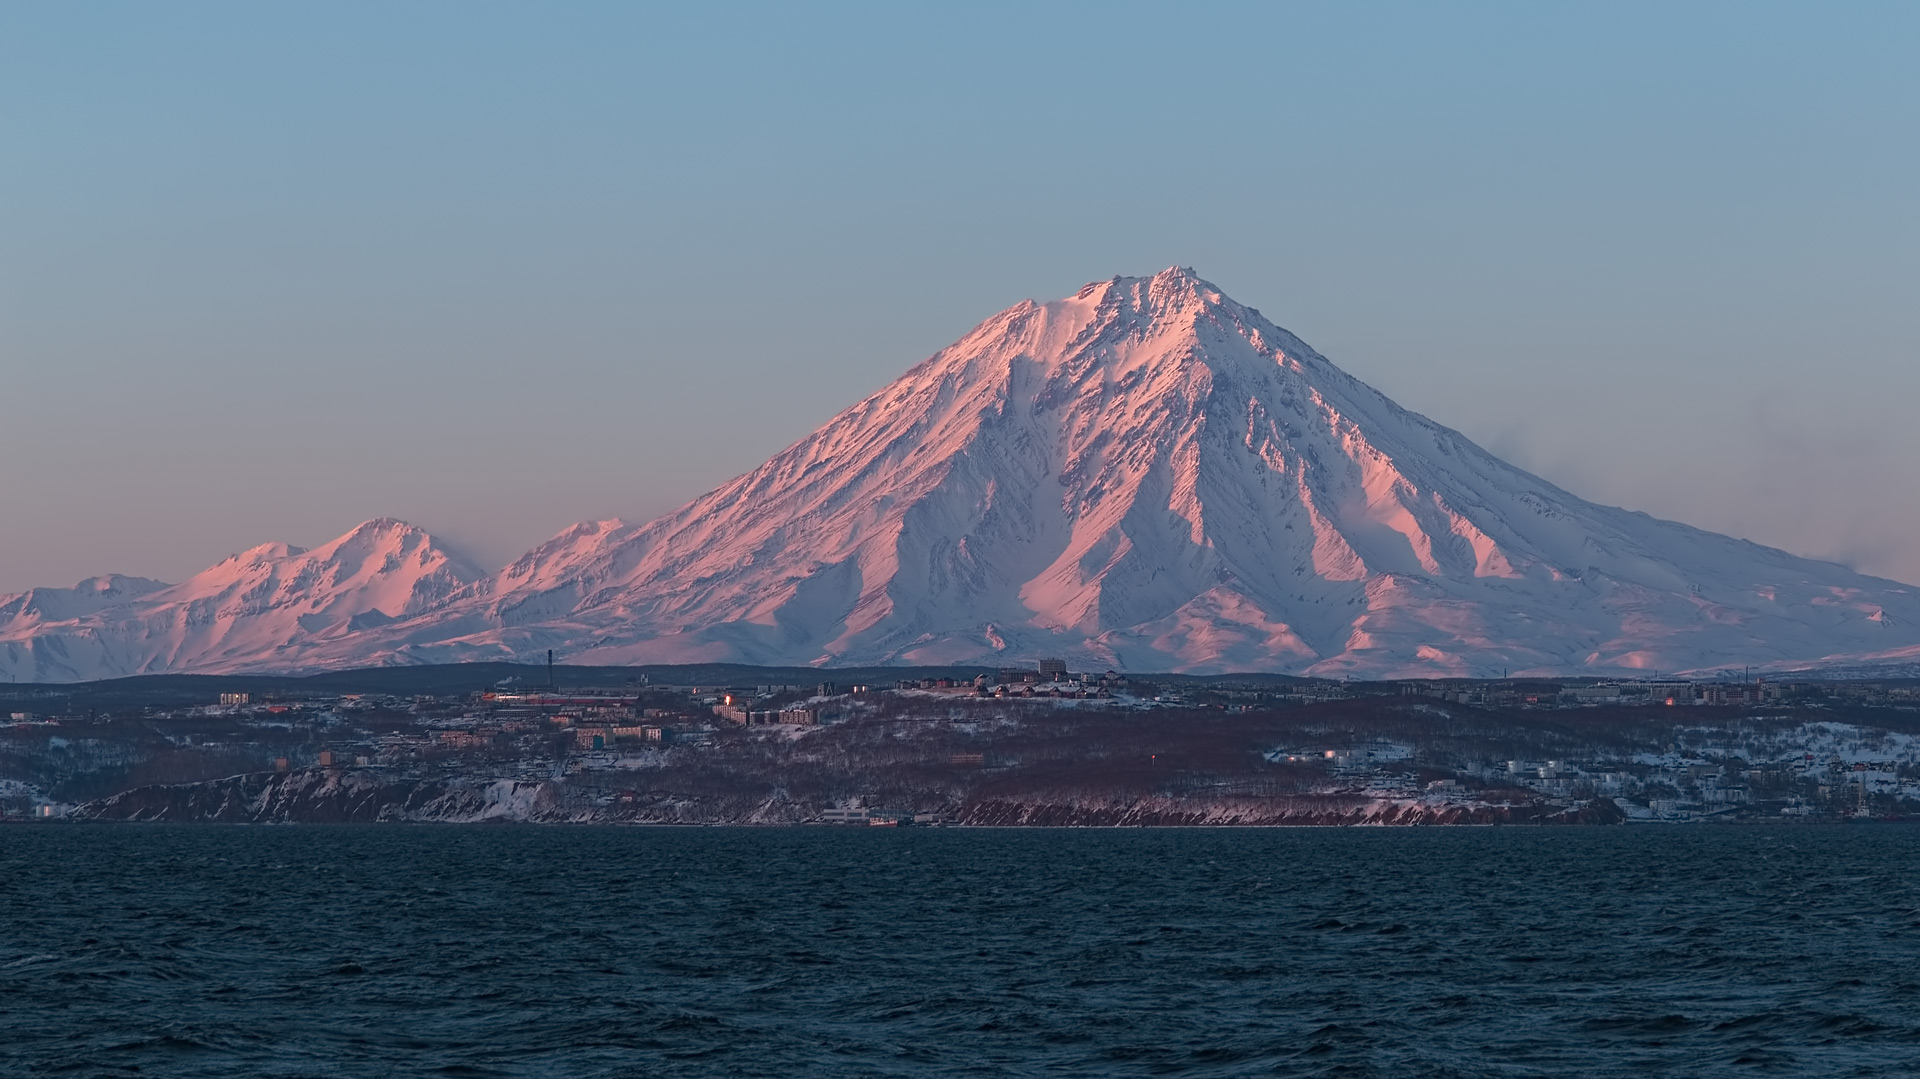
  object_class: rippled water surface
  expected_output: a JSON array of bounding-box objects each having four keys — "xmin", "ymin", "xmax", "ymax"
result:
[{"xmin": 4, "ymin": 825, "xmax": 1919, "ymax": 1077}]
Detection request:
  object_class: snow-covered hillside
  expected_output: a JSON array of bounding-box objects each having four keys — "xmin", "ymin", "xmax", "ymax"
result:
[
  {"xmin": 0, "ymin": 519, "xmax": 481, "ymax": 681},
  {"xmin": 0, "ymin": 574, "xmax": 169, "ymax": 627},
  {"xmin": 6, "ymin": 268, "xmax": 1919, "ymax": 680}
]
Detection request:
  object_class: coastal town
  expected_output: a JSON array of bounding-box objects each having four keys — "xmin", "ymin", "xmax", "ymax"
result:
[{"xmin": 4, "ymin": 662, "xmax": 1918, "ymax": 826}]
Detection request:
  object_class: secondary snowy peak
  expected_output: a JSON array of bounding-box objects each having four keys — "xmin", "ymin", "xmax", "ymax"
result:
[
  {"xmin": 311, "ymin": 267, "xmax": 1920, "ymax": 677},
  {"xmin": 0, "ymin": 519, "xmax": 482, "ymax": 681},
  {"xmin": 165, "ymin": 518, "xmax": 482, "ymax": 626},
  {"xmin": 0, "ymin": 575, "xmax": 170, "ymax": 628}
]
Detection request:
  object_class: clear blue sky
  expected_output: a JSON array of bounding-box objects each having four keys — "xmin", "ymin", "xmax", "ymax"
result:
[{"xmin": 4, "ymin": 1, "xmax": 1916, "ymax": 591}]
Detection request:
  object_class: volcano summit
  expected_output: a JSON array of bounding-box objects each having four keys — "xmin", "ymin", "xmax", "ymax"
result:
[{"xmin": 6, "ymin": 268, "xmax": 1918, "ymax": 681}]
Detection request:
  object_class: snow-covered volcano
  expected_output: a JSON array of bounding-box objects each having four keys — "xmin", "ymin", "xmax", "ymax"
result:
[
  {"xmin": 300, "ymin": 268, "xmax": 1920, "ymax": 677},
  {"xmin": 6, "ymin": 268, "xmax": 1918, "ymax": 680}
]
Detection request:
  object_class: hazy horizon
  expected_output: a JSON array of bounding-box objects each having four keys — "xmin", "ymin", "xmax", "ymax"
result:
[{"xmin": 6, "ymin": 2, "xmax": 1917, "ymax": 593}]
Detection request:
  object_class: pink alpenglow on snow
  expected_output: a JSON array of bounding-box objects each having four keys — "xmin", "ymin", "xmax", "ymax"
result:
[
  {"xmin": 0, "ymin": 519, "xmax": 481, "ymax": 681},
  {"xmin": 4, "ymin": 269, "xmax": 1918, "ymax": 681}
]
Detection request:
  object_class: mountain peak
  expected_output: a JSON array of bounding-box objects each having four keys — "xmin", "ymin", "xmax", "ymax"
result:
[
  {"xmin": 74, "ymin": 573, "xmax": 169, "ymax": 595},
  {"xmin": 319, "ymin": 518, "xmax": 485, "ymax": 581},
  {"xmin": 1143, "ymin": 263, "xmax": 1214, "ymax": 296},
  {"xmin": 349, "ymin": 517, "xmax": 423, "ymax": 536},
  {"xmin": 231, "ymin": 542, "xmax": 303, "ymax": 563},
  {"xmin": 0, "ymin": 518, "xmax": 487, "ymax": 681},
  {"xmin": 1079, "ymin": 264, "xmax": 1209, "ymax": 292},
  {"xmin": 1069, "ymin": 265, "xmax": 1223, "ymax": 315},
  {"xmin": 356, "ymin": 268, "xmax": 1912, "ymax": 678},
  {"xmin": 10, "ymin": 271, "xmax": 1920, "ymax": 681}
]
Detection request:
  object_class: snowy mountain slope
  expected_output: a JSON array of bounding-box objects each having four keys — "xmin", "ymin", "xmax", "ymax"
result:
[
  {"xmin": 0, "ymin": 575, "xmax": 169, "ymax": 627},
  {"xmin": 6, "ymin": 268, "xmax": 1917, "ymax": 681},
  {"xmin": 292, "ymin": 268, "xmax": 1920, "ymax": 678},
  {"xmin": 0, "ymin": 519, "xmax": 482, "ymax": 681}
]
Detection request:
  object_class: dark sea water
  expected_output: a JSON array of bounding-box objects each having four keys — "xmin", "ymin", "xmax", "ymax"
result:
[{"xmin": 3, "ymin": 825, "xmax": 1919, "ymax": 1078}]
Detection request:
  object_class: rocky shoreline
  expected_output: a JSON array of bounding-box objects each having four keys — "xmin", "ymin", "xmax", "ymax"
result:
[{"xmin": 76, "ymin": 768, "xmax": 1625, "ymax": 826}]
